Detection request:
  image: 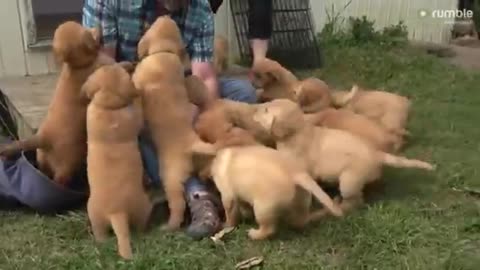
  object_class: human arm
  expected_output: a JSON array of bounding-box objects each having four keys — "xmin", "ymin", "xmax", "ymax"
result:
[{"xmin": 189, "ymin": 5, "xmax": 219, "ymax": 107}]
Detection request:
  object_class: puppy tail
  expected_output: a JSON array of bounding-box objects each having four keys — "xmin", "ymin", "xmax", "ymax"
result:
[
  {"xmin": 331, "ymin": 85, "xmax": 358, "ymax": 107},
  {"xmin": 0, "ymin": 134, "xmax": 45, "ymax": 157},
  {"xmin": 379, "ymin": 152, "xmax": 435, "ymax": 171},
  {"xmin": 394, "ymin": 128, "xmax": 411, "ymax": 137},
  {"xmin": 293, "ymin": 173, "xmax": 343, "ymax": 217},
  {"xmin": 109, "ymin": 213, "xmax": 133, "ymax": 260}
]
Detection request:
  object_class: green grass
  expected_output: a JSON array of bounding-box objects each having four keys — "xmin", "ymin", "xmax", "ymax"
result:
[{"xmin": 2, "ymin": 43, "xmax": 480, "ymax": 270}]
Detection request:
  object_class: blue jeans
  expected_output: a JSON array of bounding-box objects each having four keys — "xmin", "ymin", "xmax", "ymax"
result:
[{"xmin": 139, "ymin": 78, "xmax": 257, "ymax": 195}]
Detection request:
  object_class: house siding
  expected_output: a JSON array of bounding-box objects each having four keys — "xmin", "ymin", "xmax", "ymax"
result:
[
  {"xmin": 0, "ymin": 0, "xmax": 458, "ymax": 78},
  {"xmin": 311, "ymin": 0, "xmax": 458, "ymax": 43}
]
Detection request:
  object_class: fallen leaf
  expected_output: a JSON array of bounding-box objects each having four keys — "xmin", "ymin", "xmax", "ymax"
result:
[
  {"xmin": 235, "ymin": 256, "xmax": 264, "ymax": 269},
  {"xmin": 210, "ymin": 226, "xmax": 236, "ymax": 245},
  {"xmin": 452, "ymin": 187, "xmax": 480, "ymax": 197}
]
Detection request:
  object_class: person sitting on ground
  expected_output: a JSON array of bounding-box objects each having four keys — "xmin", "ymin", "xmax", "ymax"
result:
[{"xmin": 82, "ymin": 0, "xmax": 257, "ymax": 239}]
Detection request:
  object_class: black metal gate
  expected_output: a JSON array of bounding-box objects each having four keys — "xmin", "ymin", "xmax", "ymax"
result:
[{"xmin": 230, "ymin": 0, "xmax": 322, "ymax": 69}]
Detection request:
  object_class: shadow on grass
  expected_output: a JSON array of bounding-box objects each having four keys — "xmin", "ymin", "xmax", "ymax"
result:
[{"xmin": 367, "ymin": 168, "xmax": 437, "ymax": 205}]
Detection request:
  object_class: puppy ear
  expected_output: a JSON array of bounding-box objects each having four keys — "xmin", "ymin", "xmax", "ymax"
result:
[
  {"xmin": 81, "ymin": 77, "xmax": 101, "ymax": 100},
  {"xmin": 266, "ymin": 66, "xmax": 282, "ymax": 83},
  {"xmin": 270, "ymin": 116, "xmax": 293, "ymax": 138},
  {"xmin": 82, "ymin": 29, "xmax": 100, "ymax": 54},
  {"xmin": 180, "ymin": 47, "xmax": 191, "ymax": 69},
  {"xmin": 293, "ymin": 84, "xmax": 305, "ymax": 103},
  {"xmin": 137, "ymin": 36, "xmax": 149, "ymax": 59},
  {"xmin": 126, "ymin": 81, "xmax": 142, "ymax": 99},
  {"xmin": 131, "ymin": 67, "xmax": 145, "ymax": 92},
  {"xmin": 52, "ymin": 46, "xmax": 66, "ymax": 66},
  {"xmin": 118, "ymin": 61, "xmax": 136, "ymax": 74},
  {"xmin": 88, "ymin": 27, "xmax": 101, "ymax": 43}
]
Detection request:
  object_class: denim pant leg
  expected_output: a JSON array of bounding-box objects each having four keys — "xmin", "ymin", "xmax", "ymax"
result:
[
  {"xmin": 138, "ymin": 132, "xmax": 161, "ymax": 187},
  {"xmin": 138, "ymin": 132, "xmax": 207, "ymax": 194},
  {"xmin": 218, "ymin": 77, "xmax": 258, "ymax": 104}
]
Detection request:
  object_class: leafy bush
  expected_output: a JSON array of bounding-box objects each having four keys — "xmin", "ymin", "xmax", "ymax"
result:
[{"xmin": 319, "ymin": 5, "xmax": 408, "ymax": 49}]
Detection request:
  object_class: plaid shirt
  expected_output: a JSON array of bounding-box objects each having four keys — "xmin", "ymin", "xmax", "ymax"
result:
[{"xmin": 82, "ymin": 0, "xmax": 214, "ymax": 62}]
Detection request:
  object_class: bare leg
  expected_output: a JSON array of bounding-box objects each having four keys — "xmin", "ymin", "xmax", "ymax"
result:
[
  {"xmin": 248, "ymin": 0, "xmax": 272, "ymax": 65},
  {"xmin": 250, "ymin": 39, "xmax": 269, "ymax": 65}
]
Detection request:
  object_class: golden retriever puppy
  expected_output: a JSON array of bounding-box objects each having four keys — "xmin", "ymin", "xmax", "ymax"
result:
[
  {"xmin": 213, "ymin": 35, "xmax": 229, "ymax": 75},
  {"xmin": 252, "ymin": 99, "xmax": 435, "ymax": 215},
  {"xmin": 194, "ymin": 99, "xmax": 274, "ymax": 147},
  {"xmin": 132, "ymin": 16, "xmax": 217, "ymax": 231},
  {"xmin": 137, "ymin": 16, "xmax": 189, "ymax": 65},
  {"xmin": 293, "ymin": 77, "xmax": 332, "ymax": 113},
  {"xmin": 195, "ymin": 126, "xmax": 259, "ymax": 181},
  {"xmin": 194, "ymin": 102, "xmax": 234, "ymax": 144},
  {"xmin": 193, "ymin": 100, "xmax": 265, "ymax": 180},
  {"xmin": 304, "ymin": 108, "xmax": 402, "ymax": 153},
  {"xmin": 250, "ymin": 57, "xmax": 298, "ymax": 102},
  {"xmin": 83, "ymin": 64, "xmax": 151, "ymax": 260},
  {"xmin": 0, "ymin": 21, "xmax": 115, "ymax": 185},
  {"xmin": 331, "ymin": 85, "xmax": 411, "ymax": 137},
  {"xmin": 209, "ymin": 145, "xmax": 343, "ymax": 240}
]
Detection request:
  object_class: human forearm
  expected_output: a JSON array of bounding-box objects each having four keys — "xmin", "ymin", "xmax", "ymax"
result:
[{"xmin": 191, "ymin": 62, "xmax": 219, "ymax": 108}]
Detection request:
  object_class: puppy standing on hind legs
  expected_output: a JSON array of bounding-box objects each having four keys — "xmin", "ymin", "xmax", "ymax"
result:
[
  {"xmin": 132, "ymin": 16, "xmax": 218, "ymax": 232},
  {"xmin": 0, "ymin": 21, "xmax": 115, "ymax": 185},
  {"xmin": 83, "ymin": 64, "xmax": 152, "ymax": 260}
]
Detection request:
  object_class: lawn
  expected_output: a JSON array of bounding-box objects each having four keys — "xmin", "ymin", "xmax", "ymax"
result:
[{"xmin": 2, "ymin": 34, "xmax": 480, "ymax": 270}]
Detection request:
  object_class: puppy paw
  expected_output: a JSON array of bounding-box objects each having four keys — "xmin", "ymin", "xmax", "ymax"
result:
[
  {"xmin": 223, "ymin": 221, "xmax": 237, "ymax": 229},
  {"xmin": 333, "ymin": 196, "xmax": 342, "ymax": 204},
  {"xmin": 330, "ymin": 205, "xmax": 344, "ymax": 218},
  {"xmin": 247, "ymin": 228, "xmax": 269, "ymax": 240}
]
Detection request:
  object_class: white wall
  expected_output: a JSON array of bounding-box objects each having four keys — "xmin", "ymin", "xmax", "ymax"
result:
[
  {"xmin": 32, "ymin": 0, "xmax": 83, "ymax": 15},
  {"xmin": 0, "ymin": 0, "xmax": 27, "ymax": 77},
  {"xmin": 310, "ymin": 0, "xmax": 457, "ymax": 44}
]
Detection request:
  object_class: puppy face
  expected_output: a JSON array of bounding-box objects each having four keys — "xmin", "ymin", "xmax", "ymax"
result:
[
  {"xmin": 253, "ymin": 99, "xmax": 305, "ymax": 139},
  {"xmin": 250, "ymin": 58, "xmax": 285, "ymax": 89},
  {"xmin": 52, "ymin": 21, "xmax": 100, "ymax": 67},
  {"xmin": 194, "ymin": 106, "xmax": 233, "ymax": 143},
  {"xmin": 82, "ymin": 64, "xmax": 140, "ymax": 108},
  {"xmin": 294, "ymin": 78, "xmax": 333, "ymax": 111},
  {"xmin": 137, "ymin": 16, "xmax": 187, "ymax": 64}
]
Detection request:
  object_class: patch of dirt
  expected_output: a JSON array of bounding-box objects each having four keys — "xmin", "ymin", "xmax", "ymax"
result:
[
  {"xmin": 411, "ymin": 38, "xmax": 480, "ymax": 71},
  {"xmin": 448, "ymin": 42, "xmax": 480, "ymax": 70}
]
